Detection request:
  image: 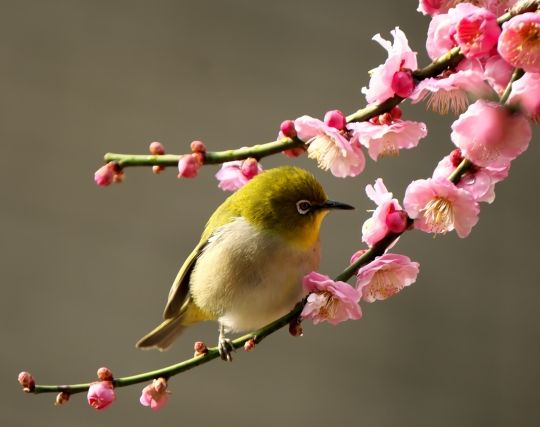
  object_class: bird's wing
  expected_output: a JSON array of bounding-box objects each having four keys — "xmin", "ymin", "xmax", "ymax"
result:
[
  {"xmin": 162, "ymin": 198, "xmax": 239, "ymax": 319},
  {"xmin": 162, "ymin": 240, "xmax": 207, "ymax": 319}
]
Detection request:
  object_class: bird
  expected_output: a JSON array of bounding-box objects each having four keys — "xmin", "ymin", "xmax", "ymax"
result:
[{"xmin": 136, "ymin": 166, "xmax": 354, "ymax": 360}]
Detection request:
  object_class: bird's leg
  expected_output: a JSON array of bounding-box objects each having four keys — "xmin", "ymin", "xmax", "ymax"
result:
[{"xmin": 217, "ymin": 323, "xmax": 235, "ymax": 362}]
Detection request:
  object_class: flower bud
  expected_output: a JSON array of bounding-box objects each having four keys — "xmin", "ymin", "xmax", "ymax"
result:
[
  {"xmin": 152, "ymin": 165, "xmax": 165, "ymax": 174},
  {"xmin": 385, "ymin": 210, "xmax": 409, "ymax": 233},
  {"xmin": 55, "ymin": 392, "xmax": 70, "ymax": 406},
  {"xmin": 18, "ymin": 371, "xmax": 35, "ymax": 392},
  {"xmin": 178, "ymin": 154, "xmax": 202, "ymax": 178},
  {"xmin": 390, "ymin": 106, "xmax": 402, "ymax": 120},
  {"xmin": 279, "ymin": 120, "xmax": 297, "ymax": 138},
  {"xmin": 282, "ymin": 145, "xmax": 307, "ymax": 158},
  {"xmin": 243, "ymin": 339, "xmax": 256, "ymax": 352},
  {"xmin": 391, "ymin": 69, "xmax": 414, "ymax": 98},
  {"xmin": 194, "ymin": 341, "xmax": 208, "ymax": 357},
  {"xmin": 379, "ymin": 112, "xmax": 393, "ymax": 126},
  {"xmin": 97, "ymin": 367, "xmax": 113, "ymax": 381},
  {"xmin": 87, "ymin": 381, "xmax": 115, "ymax": 411},
  {"xmin": 449, "ymin": 148, "xmax": 464, "ymax": 167},
  {"xmin": 94, "ymin": 163, "xmax": 116, "ymax": 187},
  {"xmin": 323, "ymin": 110, "xmax": 347, "ymax": 130},
  {"xmin": 149, "ymin": 141, "xmax": 165, "ymax": 155},
  {"xmin": 190, "ymin": 140, "xmax": 207, "ymax": 153},
  {"xmin": 288, "ymin": 319, "xmax": 303, "ymax": 337},
  {"xmin": 241, "ymin": 158, "xmax": 259, "ymax": 179}
]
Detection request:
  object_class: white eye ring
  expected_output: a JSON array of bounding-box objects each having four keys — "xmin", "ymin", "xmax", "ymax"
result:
[{"xmin": 296, "ymin": 200, "xmax": 311, "ymax": 215}]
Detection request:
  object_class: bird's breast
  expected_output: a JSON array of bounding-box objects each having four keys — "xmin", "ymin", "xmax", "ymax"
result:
[{"xmin": 189, "ymin": 217, "xmax": 320, "ymax": 332}]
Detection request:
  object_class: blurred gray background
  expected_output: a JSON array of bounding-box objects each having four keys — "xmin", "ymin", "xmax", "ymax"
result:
[{"xmin": 2, "ymin": 1, "xmax": 539, "ymax": 426}]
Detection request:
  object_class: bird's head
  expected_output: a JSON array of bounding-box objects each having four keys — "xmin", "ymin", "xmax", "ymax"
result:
[{"xmin": 230, "ymin": 166, "xmax": 354, "ymax": 248}]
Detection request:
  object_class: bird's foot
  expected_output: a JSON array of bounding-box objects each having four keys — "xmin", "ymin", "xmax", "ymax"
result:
[{"xmin": 218, "ymin": 336, "xmax": 235, "ymax": 362}]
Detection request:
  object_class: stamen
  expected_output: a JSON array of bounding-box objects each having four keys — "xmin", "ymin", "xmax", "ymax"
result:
[
  {"xmin": 427, "ymin": 89, "xmax": 468, "ymax": 115},
  {"xmin": 422, "ymin": 197, "xmax": 454, "ymax": 234}
]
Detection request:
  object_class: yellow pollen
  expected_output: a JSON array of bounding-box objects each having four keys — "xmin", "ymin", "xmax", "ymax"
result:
[
  {"xmin": 367, "ymin": 269, "xmax": 400, "ymax": 301},
  {"xmin": 380, "ymin": 140, "xmax": 400, "ymax": 157},
  {"xmin": 319, "ymin": 291, "xmax": 339, "ymax": 318},
  {"xmin": 422, "ymin": 197, "xmax": 454, "ymax": 234},
  {"xmin": 427, "ymin": 89, "xmax": 468, "ymax": 115},
  {"xmin": 307, "ymin": 135, "xmax": 343, "ymax": 171}
]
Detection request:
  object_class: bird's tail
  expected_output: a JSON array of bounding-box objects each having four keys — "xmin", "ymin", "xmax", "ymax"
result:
[{"xmin": 136, "ymin": 315, "xmax": 187, "ymax": 351}]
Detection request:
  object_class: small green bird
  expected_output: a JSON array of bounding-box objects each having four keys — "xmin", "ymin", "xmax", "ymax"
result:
[{"xmin": 136, "ymin": 166, "xmax": 354, "ymax": 360}]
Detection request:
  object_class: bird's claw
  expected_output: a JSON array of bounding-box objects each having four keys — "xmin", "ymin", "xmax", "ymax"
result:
[{"xmin": 218, "ymin": 337, "xmax": 235, "ymax": 362}]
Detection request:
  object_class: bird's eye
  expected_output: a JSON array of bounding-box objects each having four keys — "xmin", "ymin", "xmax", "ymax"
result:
[{"xmin": 296, "ymin": 200, "xmax": 312, "ymax": 215}]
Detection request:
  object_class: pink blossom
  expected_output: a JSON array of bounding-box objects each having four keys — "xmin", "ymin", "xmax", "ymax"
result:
[
  {"xmin": 177, "ymin": 154, "xmax": 202, "ymax": 178},
  {"xmin": 451, "ymin": 99, "xmax": 532, "ymax": 168},
  {"xmin": 403, "ymin": 177, "xmax": 480, "ymax": 238},
  {"xmin": 301, "ymin": 272, "xmax": 362, "ymax": 325},
  {"xmin": 348, "ymin": 118, "xmax": 427, "ymax": 161},
  {"xmin": 509, "ymin": 72, "xmax": 540, "ymax": 121},
  {"xmin": 418, "ymin": 0, "xmax": 451, "ymax": 17},
  {"xmin": 410, "ymin": 59, "xmax": 492, "ymax": 114},
  {"xmin": 419, "ymin": 1, "xmax": 518, "ymax": 17},
  {"xmin": 140, "ymin": 378, "xmax": 169, "ymax": 411},
  {"xmin": 215, "ymin": 158, "xmax": 263, "ymax": 191},
  {"xmin": 498, "ymin": 13, "xmax": 540, "ymax": 72},
  {"xmin": 433, "ymin": 150, "xmax": 509, "ymax": 203},
  {"xmin": 484, "ymin": 54, "xmax": 514, "ymax": 95},
  {"xmin": 361, "ymin": 179, "xmax": 407, "ymax": 246},
  {"xmin": 362, "ymin": 27, "xmax": 417, "ymax": 104},
  {"xmin": 294, "ymin": 115, "xmax": 365, "ymax": 178},
  {"xmin": 353, "ymin": 253, "xmax": 420, "ymax": 303},
  {"xmin": 87, "ymin": 381, "xmax": 116, "ymax": 410},
  {"xmin": 454, "ymin": 7, "xmax": 500, "ymax": 58},
  {"xmin": 426, "ymin": 3, "xmax": 482, "ymax": 60}
]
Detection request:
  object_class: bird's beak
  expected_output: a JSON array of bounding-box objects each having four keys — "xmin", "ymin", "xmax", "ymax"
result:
[{"xmin": 322, "ymin": 200, "xmax": 355, "ymax": 210}]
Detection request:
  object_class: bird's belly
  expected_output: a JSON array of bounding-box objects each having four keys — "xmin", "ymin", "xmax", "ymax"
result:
[{"xmin": 189, "ymin": 217, "xmax": 320, "ymax": 332}]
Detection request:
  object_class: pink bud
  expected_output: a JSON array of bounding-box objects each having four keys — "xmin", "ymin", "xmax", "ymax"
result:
[
  {"xmin": 279, "ymin": 120, "xmax": 297, "ymax": 138},
  {"xmin": 149, "ymin": 141, "xmax": 165, "ymax": 155},
  {"xmin": 194, "ymin": 341, "xmax": 208, "ymax": 357},
  {"xmin": 241, "ymin": 158, "xmax": 259, "ymax": 179},
  {"xmin": 323, "ymin": 110, "xmax": 347, "ymax": 130},
  {"xmin": 391, "ymin": 69, "xmax": 414, "ymax": 98},
  {"xmin": 140, "ymin": 378, "xmax": 169, "ymax": 411},
  {"xmin": 18, "ymin": 371, "xmax": 35, "ymax": 392},
  {"xmin": 390, "ymin": 106, "xmax": 402, "ymax": 120},
  {"xmin": 87, "ymin": 381, "xmax": 115, "ymax": 411},
  {"xmin": 152, "ymin": 165, "xmax": 165, "ymax": 174},
  {"xmin": 282, "ymin": 145, "xmax": 307, "ymax": 158},
  {"xmin": 97, "ymin": 367, "xmax": 113, "ymax": 381},
  {"xmin": 94, "ymin": 163, "xmax": 116, "ymax": 187},
  {"xmin": 244, "ymin": 339, "xmax": 256, "ymax": 352},
  {"xmin": 55, "ymin": 392, "xmax": 70, "ymax": 406},
  {"xmin": 378, "ymin": 112, "xmax": 393, "ymax": 126},
  {"xmin": 190, "ymin": 140, "xmax": 207, "ymax": 153},
  {"xmin": 369, "ymin": 116, "xmax": 380, "ymax": 125},
  {"xmin": 385, "ymin": 210, "xmax": 408, "ymax": 233},
  {"xmin": 177, "ymin": 154, "xmax": 201, "ymax": 178},
  {"xmin": 449, "ymin": 148, "xmax": 464, "ymax": 167}
]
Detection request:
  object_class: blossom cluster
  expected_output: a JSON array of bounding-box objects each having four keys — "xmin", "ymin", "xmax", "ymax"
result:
[{"xmin": 301, "ymin": 0, "xmax": 539, "ymax": 326}]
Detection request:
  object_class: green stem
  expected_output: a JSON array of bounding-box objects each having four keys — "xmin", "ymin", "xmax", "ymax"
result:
[
  {"xmin": 500, "ymin": 68, "xmax": 524, "ymax": 104},
  {"xmin": 105, "ymin": 137, "xmax": 305, "ymax": 167}
]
